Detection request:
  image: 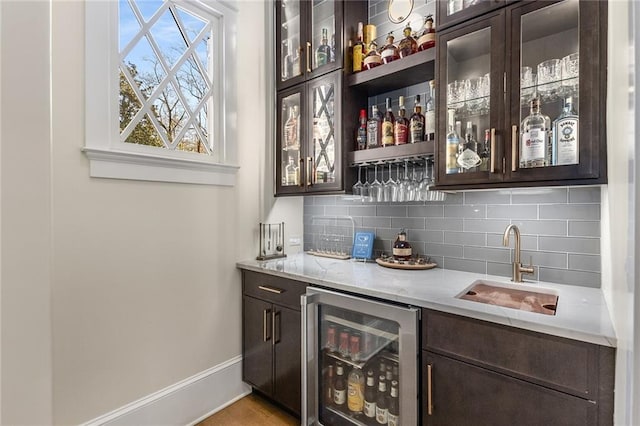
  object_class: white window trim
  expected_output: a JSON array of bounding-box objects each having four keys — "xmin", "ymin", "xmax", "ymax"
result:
[{"xmin": 84, "ymin": 0, "xmax": 238, "ymax": 186}]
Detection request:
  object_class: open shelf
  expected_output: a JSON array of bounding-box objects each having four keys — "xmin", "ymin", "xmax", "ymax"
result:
[
  {"xmin": 347, "ymin": 141, "xmax": 435, "ymax": 166},
  {"xmin": 347, "ymin": 48, "xmax": 436, "ymax": 95}
]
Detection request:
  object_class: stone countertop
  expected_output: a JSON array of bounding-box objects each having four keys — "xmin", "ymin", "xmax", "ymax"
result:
[{"xmin": 236, "ymin": 253, "xmax": 616, "ymax": 347}]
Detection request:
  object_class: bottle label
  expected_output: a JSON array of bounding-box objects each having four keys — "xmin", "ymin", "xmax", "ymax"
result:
[
  {"xmin": 316, "ymin": 52, "xmax": 328, "ymax": 67},
  {"xmin": 393, "ymin": 248, "xmax": 412, "ymax": 257},
  {"xmin": 367, "ymin": 121, "xmax": 380, "ymax": 148},
  {"xmin": 417, "ymin": 33, "xmax": 435, "ymax": 48},
  {"xmin": 353, "ymin": 45, "xmax": 363, "ymax": 72},
  {"xmin": 334, "ymin": 388, "xmax": 346, "ymax": 405},
  {"xmin": 446, "ymin": 137, "xmax": 459, "ymax": 173},
  {"xmin": 364, "ymin": 400, "xmax": 377, "ymax": 418},
  {"xmin": 522, "ymin": 129, "xmax": 546, "ymax": 162},
  {"xmin": 376, "ymin": 406, "xmax": 388, "ymax": 424},
  {"xmin": 347, "ymin": 382, "xmax": 364, "ymax": 412},
  {"xmin": 364, "ymin": 54, "xmax": 382, "ymax": 69},
  {"xmin": 388, "ymin": 413, "xmax": 399, "ymax": 426},
  {"xmin": 425, "ymin": 111, "xmax": 436, "ymax": 135},
  {"xmin": 381, "ymin": 49, "xmax": 396, "ymax": 62},
  {"xmin": 457, "ymin": 148, "xmax": 481, "ymax": 170},
  {"xmin": 381, "ymin": 122, "xmax": 394, "ymax": 146},
  {"xmin": 394, "ymin": 122, "xmax": 408, "ymax": 144},
  {"xmin": 410, "ymin": 120, "xmax": 424, "ymax": 143},
  {"xmin": 554, "ymin": 118, "xmax": 578, "ymax": 165}
]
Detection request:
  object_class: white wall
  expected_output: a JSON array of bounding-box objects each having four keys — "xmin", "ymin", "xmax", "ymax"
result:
[{"xmin": 1, "ymin": 0, "xmax": 301, "ymax": 424}]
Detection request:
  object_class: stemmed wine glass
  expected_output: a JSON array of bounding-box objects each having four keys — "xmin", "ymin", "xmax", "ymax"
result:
[
  {"xmin": 352, "ymin": 166, "xmax": 364, "ymax": 196},
  {"xmin": 370, "ymin": 163, "xmax": 384, "ymax": 202},
  {"xmin": 392, "ymin": 163, "xmax": 402, "ymax": 202},
  {"xmin": 361, "ymin": 166, "xmax": 371, "ymax": 202},
  {"xmin": 398, "ymin": 160, "xmax": 411, "ymax": 202},
  {"xmin": 383, "ymin": 162, "xmax": 395, "ymax": 202},
  {"xmin": 406, "ymin": 162, "xmax": 418, "ymax": 201},
  {"xmin": 417, "ymin": 159, "xmax": 431, "ymax": 201}
]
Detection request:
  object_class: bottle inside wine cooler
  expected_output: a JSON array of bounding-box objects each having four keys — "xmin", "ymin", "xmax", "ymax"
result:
[
  {"xmin": 387, "ymin": 380, "xmax": 400, "ymax": 426},
  {"xmin": 333, "ymin": 363, "xmax": 347, "ymax": 407},
  {"xmin": 363, "ymin": 370, "xmax": 377, "ymax": 421},
  {"xmin": 325, "ymin": 363, "xmax": 335, "ymax": 406},
  {"xmin": 347, "ymin": 366, "xmax": 365, "ymax": 414},
  {"xmin": 375, "ymin": 376, "xmax": 388, "ymax": 424}
]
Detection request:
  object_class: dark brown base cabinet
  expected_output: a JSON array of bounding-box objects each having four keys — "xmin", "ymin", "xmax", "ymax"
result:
[
  {"xmin": 421, "ymin": 310, "xmax": 615, "ymax": 426},
  {"xmin": 241, "ymin": 271, "xmax": 306, "ymax": 416}
]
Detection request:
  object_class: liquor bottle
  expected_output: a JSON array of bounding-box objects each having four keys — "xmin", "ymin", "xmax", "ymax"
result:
[
  {"xmin": 326, "ymin": 324, "xmax": 337, "ymax": 353},
  {"xmin": 387, "ymin": 381, "xmax": 400, "ymax": 426},
  {"xmin": 520, "ymin": 97, "xmax": 551, "ymax": 168},
  {"xmin": 381, "ymin": 98, "xmax": 395, "ymax": 147},
  {"xmin": 380, "ymin": 32, "xmax": 399, "ymax": 64},
  {"xmin": 398, "ymin": 24, "xmax": 417, "ymax": 58},
  {"xmin": 325, "ymin": 363, "xmax": 335, "ymax": 405},
  {"xmin": 316, "ymin": 28, "xmax": 331, "ymax": 67},
  {"xmin": 457, "ymin": 121, "xmax": 481, "ymax": 172},
  {"xmin": 409, "ymin": 94, "xmax": 425, "ymax": 143},
  {"xmin": 330, "ymin": 33, "xmax": 336, "ymax": 63},
  {"xmin": 367, "ymin": 105, "xmax": 383, "ymax": 149},
  {"xmin": 385, "ymin": 365, "xmax": 394, "ymax": 397},
  {"xmin": 284, "ymin": 105, "xmax": 298, "ymax": 149},
  {"xmin": 333, "ymin": 363, "xmax": 347, "ymax": 407},
  {"xmin": 347, "ymin": 366, "xmax": 365, "ymax": 414},
  {"xmin": 479, "ymin": 129, "xmax": 491, "ymax": 172},
  {"xmin": 364, "ymin": 24, "xmax": 377, "ymax": 52},
  {"xmin": 416, "ymin": 15, "xmax": 436, "ymax": 51},
  {"xmin": 392, "ymin": 229, "xmax": 412, "ymax": 260},
  {"xmin": 424, "ymin": 81, "xmax": 436, "ymax": 141},
  {"xmin": 282, "ymin": 39, "xmax": 293, "ymax": 80},
  {"xmin": 363, "ymin": 41, "xmax": 382, "ymax": 70},
  {"xmin": 394, "ymin": 96, "xmax": 409, "ymax": 145},
  {"xmin": 291, "ymin": 45, "xmax": 301, "ymax": 78},
  {"xmin": 356, "ymin": 109, "xmax": 368, "ymax": 150},
  {"xmin": 446, "ymin": 110, "xmax": 460, "ymax": 174},
  {"xmin": 363, "ymin": 370, "xmax": 377, "ymax": 421},
  {"xmin": 353, "ymin": 22, "xmax": 365, "ymax": 73},
  {"xmin": 552, "ymin": 96, "xmax": 579, "ymax": 165},
  {"xmin": 375, "ymin": 376, "xmax": 388, "ymax": 425},
  {"xmin": 285, "ymin": 156, "xmax": 298, "ymax": 185}
]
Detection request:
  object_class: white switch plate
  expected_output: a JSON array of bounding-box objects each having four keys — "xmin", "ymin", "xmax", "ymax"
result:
[{"xmin": 289, "ymin": 237, "xmax": 301, "ymax": 246}]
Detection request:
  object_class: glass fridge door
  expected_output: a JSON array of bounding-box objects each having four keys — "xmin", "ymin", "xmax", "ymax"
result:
[{"xmin": 302, "ymin": 287, "xmax": 419, "ymax": 426}]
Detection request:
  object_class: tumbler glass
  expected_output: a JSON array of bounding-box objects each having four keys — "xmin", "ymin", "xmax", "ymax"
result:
[{"xmin": 537, "ymin": 59, "xmax": 562, "ymax": 101}]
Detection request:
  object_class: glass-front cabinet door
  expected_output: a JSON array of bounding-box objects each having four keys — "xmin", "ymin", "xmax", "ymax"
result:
[
  {"xmin": 276, "ymin": 0, "xmax": 342, "ymax": 91},
  {"xmin": 507, "ymin": 0, "xmax": 603, "ymax": 183},
  {"xmin": 276, "ymin": 87, "xmax": 305, "ymax": 195},
  {"xmin": 438, "ymin": 0, "xmax": 507, "ymax": 30},
  {"xmin": 436, "ymin": 11, "xmax": 505, "ymax": 186}
]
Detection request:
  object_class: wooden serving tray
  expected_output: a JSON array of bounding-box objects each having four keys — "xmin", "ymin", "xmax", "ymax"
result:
[{"xmin": 375, "ymin": 257, "xmax": 438, "ymax": 270}]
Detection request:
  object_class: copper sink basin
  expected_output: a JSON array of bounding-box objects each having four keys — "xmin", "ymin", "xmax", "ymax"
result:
[{"xmin": 457, "ymin": 280, "xmax": 559, "ymax": 316}]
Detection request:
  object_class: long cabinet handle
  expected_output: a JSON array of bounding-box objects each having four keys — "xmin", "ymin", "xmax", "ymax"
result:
[
  {"xmin": 306, "ymin": 42, "xmax": 312, "ymax": 73},
  {"xmin": 427, "ymin": 363, "xmax": 434, "ymax": 415},
  {"xmin": 490, "ymin": 128, "xmax": 496, "ymax": 173},
  {"xmin": 273, "ymin": 310, "xmax": 281, "ymax": 345},
  {"xmin": 307, "ymin": 157, "xmax": 313, "ymax": 186},
  {"xmin": 258, "ymin": 285, "xmax": 284, "ymax": 294},
  {"xmin": 263, "ymin": 308, "xmax": 272, "ymax": 342},
  {"xmin": 299, "ymin": 158, "xmax": 304, "ymax": 187},
  {"xmin": 511, "ymin": 125, "xmax": 518, "ymax": 172}
]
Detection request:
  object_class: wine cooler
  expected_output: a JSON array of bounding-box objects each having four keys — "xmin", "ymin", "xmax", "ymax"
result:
[{"xmin": 302, "ymin": 287, "xmax": 419, "ymax": 425}]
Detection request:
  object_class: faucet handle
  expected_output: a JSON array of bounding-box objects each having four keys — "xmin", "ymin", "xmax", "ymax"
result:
[{"xmin": 521, "ymin": 256, "xmax": 535, "ymax": 276}]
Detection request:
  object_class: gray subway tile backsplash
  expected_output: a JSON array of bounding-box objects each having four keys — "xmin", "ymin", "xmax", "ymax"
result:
[{"xmin": 304, "ymin": 187, "xmax": 602, "ymax": 287}]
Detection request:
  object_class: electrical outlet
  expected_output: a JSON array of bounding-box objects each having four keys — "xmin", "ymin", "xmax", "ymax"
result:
[{"xmin": 289, "ymin": 237, "xmax": 301, "ymax": 246}]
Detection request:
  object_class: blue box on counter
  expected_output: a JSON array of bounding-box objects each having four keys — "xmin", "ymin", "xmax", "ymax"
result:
[{"xmin": 352, "ymin": 232, "xmax": 375, "ymax": 260}]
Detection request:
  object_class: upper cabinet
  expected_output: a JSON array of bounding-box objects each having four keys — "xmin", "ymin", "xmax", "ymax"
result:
[
  {"xmin": 276, "ymin": 0, "xmax": 344, "ymax": 91},
  {"xmin": 436, "ymin": 0, "xmax": 607, "ymax": 189}
]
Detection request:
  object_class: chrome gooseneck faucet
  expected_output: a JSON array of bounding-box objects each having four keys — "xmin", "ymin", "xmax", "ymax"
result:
[{"xmin": 503, "ymin": 224, "xmax": 535, "ymax": 282}]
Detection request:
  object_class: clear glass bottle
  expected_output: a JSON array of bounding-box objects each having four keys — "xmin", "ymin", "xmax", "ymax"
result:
[
  {"xmin": 282, "ymin": 39, "xmax": 293, "ymax": 80},
  {"xmin": 457, "ymin": 121, "xmax": 480, "ymax": 172},
  {"xmin": 424, "ymin": 80, "xmax": 436, "ymax": 141},
  {"xmin": 315, "ymin": 28, "xmax": 331, "ymax": 67},
  {"xmin": 285, "ymin": 156, "xmax": 299, "ymax": 185},
  {"xmin": 552, "ymin": 96, "xmax": 579, "ymax": 165},
  {"xmin": 352, "ymin": 22, "xmax": 365, "ymax": 73},
  {"xmin": 398, "ymin": 24, "xmax": 417, "ymax": 58},
  {"xmin": 520, "ymin": 98, "xmax": 551, "ymax": 168},
  {"xmin": 363, "ymin": 41, "xmax": 382, "ymax": 70},
  {"xmin": 417, "ymin": 15, "xmax": 436, "ymax": 51},
  {"xmin": 356, "ymin": 108, "xmax": 368, "ymax": 150},
  {"xmin": 479, "ymin": 128, "xmax": 491, "ymax": 172},
  {"xmin": 381, "ymin": 97, "xmax": 395, "ymax": 147},
  {"xmin": 446, "ymin": 110, "xmax": 460, "ymax": 174},
  {"xmin": 409, "ymin": 94, "xmax": 425, "ymax": 143},
  {"xmin": 380, "ymin": 32, "xmax": 399, "ymax": 64},
  {"xmin": 347, "ymin": 366, "xmax": 365, "ymax": 414},
  {"xmin": 367, "ymin": 105, "xmax": 383, "ymax": 148},
  {"xmin": 392, "ymin": 229, "xmax": 412, "ymax": 260},
  {"xmin": 284, "ymin": 105, "xmax": 298, "ymax": 149},
  {"xmin": 394, "ymin": 96, "xmax": 409, "ymax": 145}
]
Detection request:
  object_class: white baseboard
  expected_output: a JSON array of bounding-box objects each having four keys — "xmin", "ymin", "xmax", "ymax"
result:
[{"xmin": 81, "ymin": 355, "xmax": 251, "ymax": 426}]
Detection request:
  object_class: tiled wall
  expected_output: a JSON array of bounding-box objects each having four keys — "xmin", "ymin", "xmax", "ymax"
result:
[{"xmin": 303, "ymin": 186, "xmax": 602, "ymax": 288}]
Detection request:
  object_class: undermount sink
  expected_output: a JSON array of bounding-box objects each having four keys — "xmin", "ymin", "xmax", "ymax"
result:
[{"xmin": 457, "ymin": 280, "xmax": 559, "ymax": 316}]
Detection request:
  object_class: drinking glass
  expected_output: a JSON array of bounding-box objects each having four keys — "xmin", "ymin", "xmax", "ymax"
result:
[
  {"xmin": 481, "ymin": 72, "xmax": 491, "ymax": 112},
  {"xmin": 352, "ymin": 166, "xmax": 363, "ymax": 196},
  {"xmin": 361, "ymin": 166, "xmax": 371, "ymax": 202},
  {"xmin": 383, "ymin": 162, "xmax": 395, "ymax": 202},
  {"xmin": 465, "ymin": 77, "xmax": 484, "ymax": 113},
  {"xmin": 447, "ymin": 80, "xmax": 465, "ymax": 108},
  {"xmin": 417, "ymin": 160, "xmax": 430, "ymax": 201},
  {"xmin": 561, "ymin": 52, "xmax": 579, "ymax": 96},
  {"xmin": 537, "ymin": 59, "xmax": 562, "ymax": 101},
  {"xmin": 397, "ymin": 160, "xmax": 411, "ymax": 202},
  {"xmin": 390, "ymin": 163, "xmax": 402, "ymax": 202},
  {"xmin": 520, "ymin": 66, "xmax": 536, "ymax": 105},
  {"xmin": 370, "ymin": 164, "xmax": 384, "ymax": 202},
  {"xmin": 406, "ymin": 163, "xmax": 418, "ymax": 202}
]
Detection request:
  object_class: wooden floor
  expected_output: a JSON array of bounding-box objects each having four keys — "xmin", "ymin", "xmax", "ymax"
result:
[{"xmin": 197, "ymin": 393, "xmax": 299, "ymax": 426}]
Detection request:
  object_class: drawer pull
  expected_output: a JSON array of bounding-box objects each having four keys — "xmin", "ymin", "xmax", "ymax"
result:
[
  {"xmin": 427, "ymin": 363, "xmax": 433, "ymax": 415},
  {"xmin": 258, "ymin": 285, "xmax": 284, "ymax": 294}
]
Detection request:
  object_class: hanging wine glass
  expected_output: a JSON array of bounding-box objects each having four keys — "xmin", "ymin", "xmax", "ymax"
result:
[
  {"xmin": 352, "ymin": 166, "xmax": 364, "ymax": 196},
  {"xmin": 361, "ymin": 165, "xmax": 371, "ymax": 202},
  {"xmin": 370, "ymin": 163, "xmax": 384, "ymax": 202},
  {"xmin": 384, "ymin": 162, "xmax": 395, "ymax": 202}
]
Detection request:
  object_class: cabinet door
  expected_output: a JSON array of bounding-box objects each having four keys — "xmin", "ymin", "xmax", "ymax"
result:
[
  {"xmin": 276, "ymin": 86, "xmax": 306, "ymax": 195},
  {"xmin": 505, "ymin": 0, "xmax": 605, "ymax": 184},
  {"xmin": 276, "ymin": 0, "xmax": 306, "ymax": 90},
  {"xmin": 243, "ymin": 296, "xmax": 274, "ymax": 396},
  {"xmin": 273, "ymin": 305, "xmax": 302, "ymax": 415},
  {"xmin": 307, "ymin": 0, "xmax": 343, "ymax": 80},
  {"xmin": 437, "ymin": 0, "xmax": 508, "ymax": 31},
  {"xmin": 306, "ymin": 70, "xmax": 342, "ymax": 193},
  {"xmin": 423, "ymin": 351, "xmax": 597, "ymax": 426},
  {"xmin": 436, "ymin": 11, "xmax": 506, "ymax": 187}
]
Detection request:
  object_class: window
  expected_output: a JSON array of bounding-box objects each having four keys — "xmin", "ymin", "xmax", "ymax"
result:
[{"xmin": 84, "ymin": 0, "xmax": 238, "ymax": 185}]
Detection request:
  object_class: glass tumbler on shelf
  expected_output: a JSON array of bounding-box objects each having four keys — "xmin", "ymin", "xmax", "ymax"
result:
[
  {"xmin": 561, "ymin": 52, "xmax": 579, "ymax": 97},
  {"xmin": 447, "ymin": 80, "xmax": 465, "ymax": 112},
  {"xmin": 465, "ymin": 77, "xmax": 484, "ymax": 114},
  {"xmin": 521, "ymin": 66, "xmax": 536, "ymax": 106},
  {"xmin": 537, "ymin": 59, "xmax": 562, "ymax": 101}
]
